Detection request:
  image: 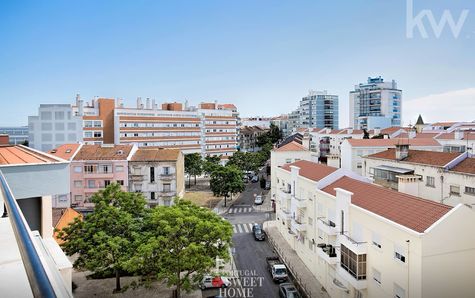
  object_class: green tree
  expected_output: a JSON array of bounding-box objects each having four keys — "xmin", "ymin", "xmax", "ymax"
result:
[
  {"xmin": 129, "ymin": 200, "xmax": 233, "ymax": 297},
  {"xmin": 210, "ymin": 165, "xmax": 244, "ymax": 207},
  {"xmin": 184, "ymin": 153, "xmax": 203, "ymax": 186},
  {"xmin": 202, "ymin": 155, "xmax": 221, "ymax": 176},
  {"xmin": 57, "ymin": 184, "xmax": 147, "ymax": 292}
]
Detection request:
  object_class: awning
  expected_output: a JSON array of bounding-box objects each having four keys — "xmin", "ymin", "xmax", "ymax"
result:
[{"xmin": 373, "ymin": 165, "xmax": 413, "ymax": 174}]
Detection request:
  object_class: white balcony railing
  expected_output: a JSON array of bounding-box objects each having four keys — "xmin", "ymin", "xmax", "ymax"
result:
[
  {"xmin": 338, "ymin": 232, "xmax": 367, "ymax": 255},
  {"xmin": 317, "ymin": 217, "xmax": 337, "ymax": 236},
  {"xmin": 316, "ymin": 244, "xmax": 338, "ymax": 265}
]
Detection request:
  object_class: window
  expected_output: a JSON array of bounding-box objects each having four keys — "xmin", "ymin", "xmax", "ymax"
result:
[
  {"xmin": 163, "ymin": 167, "xmax": 170, "ymax": 175},
  {"xmin": 87, "ymin": 180, "xmax": 95, "ymax": 188},
  {"xmin": 285, "ymin": 159, "xmax": 291, "ymax": 163},
  {"xmin": 354, "ymin": 290, "xmax": 363, "ymax": 298},
  {"xmin": 84, "ymin": 121, "xmax": 93, "ymax": 128},
  {"xmin": 340, "ymin": 244, "xmax": 366, "ymax": 280},
  {"xmin": 150, "ymin": 192, "xmax": 156, "ymax": 200},
  {"xmin": 55, "ymin": 111, "xmax": 65, "ymax": 120},
  {"xmin": 104, "ymin": 180, "xmax": 111, "ymax": 187},
  {"xmin": 74, "ymin": 166, "xmax": 82, "ymax": 173},
  {"xmin": 100, "ymin": 165, "xmax": 111, "ymax": 173},
  {"xmin": 373, "ymin": 268, "xmax": 381, "ymax": 285},
  {"xmin": 372, "ymin": 232, "xmax": 382, "ymax": 249},
  {"xmin": 426, "ymin": 176, "xmax": 435, "ymax": 187},
  {"xmin": 450, "ymin": 185, "xmax": 460, "ymax": 196},
  {"xmin": 74, "ymin": 195, "xmax": 83, "ymax": 202},
  {"xmin": 116, "ymin": 165, "xmax": 124, "ymax": 172},
  {"xmin": 308, "ymin": 217, "xmax": 313, "ymax": 226},
  {"xmin": 357, "ymin": 162, "xmax": 362, "ymax": 169},
  {"xmin": 93, "ymin": 131, "xmax": 102, "ymax": 138},
  {"xmin": 395, "ymin": 251, "xmax": 406, "ymax": 263},
  {"xmin": 394, "ymin": 283, "xmax": 406, "ymax": 298},
  {"xmin": 163, "ymin": 183, "xmax": 171, "ymax": 192},
  {"xmin": 84, "ymin": 165, "xmax": 96, "ymax": 174},
  {"xmin": 74, "ymin": 180, "xmax": 82, "ymax": 188},
  {"xmin": 84, "ymin": 131, "xmax": 93, "ymax": 138},
  {"xmin": 150, "ymin": 167, "xmax": 155, "ymax": 183},
  {"xmin": 117, "ymin": 180, "xmax": 124, "ymax": 186},
  {"xmin": 465, "ymin": 186, "xmax": 475, "ymax": 196},
  {"xmin": 94, "ymin": 121, "xmax": 102, "ymax": 127}
]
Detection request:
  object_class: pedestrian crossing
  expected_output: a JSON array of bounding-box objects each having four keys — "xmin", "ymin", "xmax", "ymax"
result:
[
  {"xmin": 228, "ymin": 207, "xmax": 254, "ymax": 214},
  {"xmin": 232, "ymin": 223, "xmax": 256, "ymax": 234}
]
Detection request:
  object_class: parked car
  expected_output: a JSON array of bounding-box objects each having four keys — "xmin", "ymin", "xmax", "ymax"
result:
[
  {"xmin": 254, "ymin": 195, "xmax": 263, "ymax": 205},
  {"xmin": 279, "ymin": 283, "xmax": 301, "ymax": 298},
  {"xmin": 251, "ymin": 175, "xmax": 259, "ymax": 183},
  {"xmin": 200, "ymin": 276, "xmax": 231, "ymax": 290},
  {"xmin": 242, "ymin": 175, "xmax": 249, "ymax": 183},
  {"xmin": 253, "ymin": 224, "xmax": 265, "ymax": 241},
  {"xmin": 265, "ymin": 181, "xmax": 271, "ymax": 190}
]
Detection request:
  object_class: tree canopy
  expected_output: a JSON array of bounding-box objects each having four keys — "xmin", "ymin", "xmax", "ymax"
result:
[
  {"xmin": 57, "ymin": 183, "xmax": 147, "ymax": 292},
  {"xmin": 128, "ymin": 200, "xmax": 233, "ymax": 297},
  {"xmin": 210, "ymin": 165, "xmax": 245, "ymax": 207},
  {"xmin": 202, "ymin": 155, "xmax": 221, "ymax": 176},
  {"xmin": 184, "ymin": 153, "xmax": 203, "ymax": 186}
]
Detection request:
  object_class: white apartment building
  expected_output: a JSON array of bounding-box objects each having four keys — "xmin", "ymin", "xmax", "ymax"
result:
[
  {"xmin": 128, "ymin": 147, "xmax": 185, "ymax": 207},
  {"xmin": 339, "ymin": 138, "xmax": 442, "ymax": 175},
  {"xmin": 349, "ymin": 77, "xmax": 402, "ymax": 130},
  {"xmin": 363, "ymin": 146, "xmax": 475, "ymax": 208},
  {"xmin": 28, "ymin": 104, "xmax": 84, "ymax": 151},
  {"xmin": 272, "ymin": 158, "xmax": 475, "ymax": 298},
  {"xmin": 271, "ymin": 114, "xmax": 290, "ymax": 137},
  {"xmin": 0, "ymin": 126, "xmax": 29, "ymax": 144}
]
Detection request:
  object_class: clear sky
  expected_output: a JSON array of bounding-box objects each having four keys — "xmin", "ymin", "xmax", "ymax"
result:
[{"xmin": 0, "ymin": 0, "xmax": 474, "ymax": 127}]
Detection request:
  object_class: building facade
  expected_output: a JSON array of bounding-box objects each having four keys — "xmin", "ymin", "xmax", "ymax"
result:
[
  {"xmin": 349, "ymin": 77, "xmax": 402, "ymax": 130},
  {"xmin": 128, "ymin": 147, "xmax": 185, "ymax": 207},
  {"xmin": 271, "ymin": 157, "xmax": 475, "ymax": 298},
  {"xmin": 238, "ymin": 126, "xmax": 269, "ymax": 152},
  {"xmin": 363, "ymin": 147, "xmax": 475, "ymax": 207},
  {"xmin": 298, "ymin": 90, "xmax": 339, "ymax": 129},
  {"xmin": 0, "ymin": 126, "xmax": 29, "ymax": 144},
  {"xmin": 30, "ymin": 96, "xmax": 239, "ymax": 159}
]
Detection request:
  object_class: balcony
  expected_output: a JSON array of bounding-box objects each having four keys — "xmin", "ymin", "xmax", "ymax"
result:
[
  {"xmin": 317, "ymin": 217, "xmax": 337, "ymax": 236},
  {"xmin": 83, "ymin": 171, "xmax": 114, "ymax": 179},
  {"xmin": 316, "ymin": 243, "xmax": 338, "ymax": 265},
  {"xmin": 293, "ymin": 196, "xmax": 307, "ymax": 208},
  {"xmin": 159, "ymin": 190, "xmax": 176, "ymax": 197},
  {"xmin": 291, "ymin": 218, "xmax": 307, "ymax": 232},
  {"xmin": 130, "ymin": 173, "xmax": 144, "ymax": 181},
  {"xmin": 159, "ymin": 173, "xmax": 175, "ymax": 180},
  {"xmin": 338, "ymin": 232, "xmax": 367, "ymax": 255}
]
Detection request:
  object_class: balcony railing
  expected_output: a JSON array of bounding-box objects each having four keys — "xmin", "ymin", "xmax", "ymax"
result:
[
  {"xmin": 317, "ymin": 217, "xmax": 337, "ymax": 236},
  {"xmin": 316, "ymin": 243, "xmax": 338, "ymax": 264},
  {"xmin": 338, "ymin": 232, "xmax": 367, "ymax": 255},
  {"xmin": 0, "ymin": 171, "xmax": 72, "ymax": 298}
]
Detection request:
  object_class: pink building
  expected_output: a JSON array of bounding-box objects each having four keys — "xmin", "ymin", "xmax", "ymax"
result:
[{"xmin": 52, "ymin": 144, "xmax": 137, "ymax": 208}]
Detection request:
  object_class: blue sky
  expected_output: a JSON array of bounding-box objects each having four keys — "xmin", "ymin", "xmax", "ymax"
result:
[{"xmin": 0, "ymin": 0, "xmax": 474, "ymax": 127}]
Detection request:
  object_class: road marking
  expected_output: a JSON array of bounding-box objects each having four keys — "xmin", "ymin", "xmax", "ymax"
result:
[
  {"xmin": 233, "ymin": 225, "xmax": 237, "ymax": 233},
  {"xmin": 242, "ymin": 224, "xmax": 249, "ymax": 233},
  {"xmin": 236, "ymin": 224, "xmax": 243, "ymax": 233}
]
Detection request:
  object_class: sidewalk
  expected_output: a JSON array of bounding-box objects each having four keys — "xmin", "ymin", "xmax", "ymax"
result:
[{"xmin": 263, "ymin": 221, "xmax": 330, "ymax": 298}]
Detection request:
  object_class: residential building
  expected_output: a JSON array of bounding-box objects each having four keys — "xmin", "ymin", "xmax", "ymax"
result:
[
  {"xmin": 363, "ymin": 146, "xmax": 475, "ymax": 207},
  {"xmin": 0, "ymin": 126, "xmax": 28, "ymax": 144},
  {"xmin": 298, "ymin": 90, "xmax": 339, "ymax": 129},
  {"xmin": 435, "ymin": 130, "xmax": 475, "ymax": 154},
  {"xmin": 241, "ymin": 117, "xmax": 271, "ymax": 128},
  {"xmin": 349, "ymin": 76, "xmax": 402, "ymax": 130},
  {"xmin": 272, "ymin": 157, "xmax": 475, "ymax": 298},
  {"xmin": 30, "ymin": 96, "xmax": 239, "ymax": 159},
  {"xmin": 69, "ymin": 144, "xmax": 136, "ymax": 208},
  {"xmin": 271, "ymin": 114, "xmax": 290, "ymax": 137},
  {"xmin": 28, "ymin": 103, "xmax": 84, "ymax": 151},
  {"xmin": 0, "ymin": 144, "xmax": 73, "ymax": 297},
  {"xmin": 239, "ymin": 126, "xmax": 270, "ymax": 152},
  {"xmin": 340, "ymin": 138, "xmax": 442, "ymax": 175},
  {"xmin": 129, "ymin": 147, "xmax": 185, "ymax": 207}
]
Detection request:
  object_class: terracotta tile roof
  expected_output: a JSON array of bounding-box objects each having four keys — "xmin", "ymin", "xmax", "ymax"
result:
[
  {"xmin": 381, "ymin": 126, "xmax": 408, "ymax": 134},
  {"xmin": 329, "ymin": 129, "xmax": 343, "ymax": 134},
  {"xmin": 49, "ymin": 144, "xmax": 81, "ymax": 160},
  {"xmin": 431, "ymin": 122, "xmax": 457, "ymax": 127},
  {"xmin": 347, "ymin": 138, "xmax": 441, "ymax": 147},
  {"xmin": 366, "ymin": 148, "xmax": 462, "ymax": 166},
  {"xmin": 435, "ymin": 131, "xmax": 475, "ymax": 140},
  {"xmin": 350, "ymin": 129, "xmax": 364, "ymax": 135},
  {"xmin": 450, "ymin": 157, "xmax": 475, "ymax": 175},
  {"xmin": 53, "ymin": 208, "xmax": 82, "ymax": 244},
  {"xmin": 310, "ymin": 128, "xmax": 326, "ymax": 133},
  {"xmin": 322, "ymin": 176, "xmax": 452, "ymax": 233},
  {"xmin": 0, "ymin": 145, "xmax": 60, "ymax": 165},
  {"xmin": 396, "ymin": 133, "xmax": 409, "ymax": 139},
  {"xmin": 218, "ymin": 103, "xmax": 237, "ymax": 110},
  {"xmin": 73, "ymin": 145, "xmax": 133, "ymax": 161},
  {"xmin": 131, "ymin": 148, "xmax": 181, "ymax": 162},
  {"xmin": 281, "ymin": 160, "xmax": 337, "ymax": 181},
  {"xmin": 414, "ymin": 133, "xmax": 439, "ymax": 139},
  {"xmin": 274, "ymin": 141, "xmax": 307, "ymax": 152}
]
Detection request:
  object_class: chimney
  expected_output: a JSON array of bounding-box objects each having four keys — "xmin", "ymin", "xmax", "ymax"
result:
[
  {"xmin": 0, "ymin": 135, "xmax": 9, "ymax": 145},
  {"xmin": 397, "ymin": 175, "xmax": 419, "ymax": 197},
  {"xmin": 347, "ymin": 128, "xmax": 353, "ymax": 134},
  {"xmin": 454, "ymin": 129, "xmax": 464, "ymax": 140},
  {"xmin": 395, "ymin": 143, "xmax": 409, "ymax": 160},
  {"xmin": 373, "ymin": 128, "xmax": 381, "ymax": 135},
  {"xmin": 146, "ymin": 98, "xmax": 151, "ymax": 109},
  {"xmin": 152, "ymin": 99, "xmax": 156, "ymax": 110},
  {"xmin": 137, "ymin": 97, "xmax": 143, "ymax": 109}
]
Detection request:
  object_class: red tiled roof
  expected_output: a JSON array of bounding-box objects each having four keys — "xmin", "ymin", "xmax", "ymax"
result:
[
  {"xmin": 366, "ymin": 148, "xmax": 462, "ymax": 167},
  {"xmin": 435, "ymin": 131, "xmax": 475, "ymax": 140},
  {"xmin": 347, "ymin": 138, "xmax": 441, "ymax": 147},
  {"xmin": 274, "ymin": 141, "xmax": 307, "ymax": 152},
  {"xmin": 281, "ymin": 160, "xmax": 337, "ymax": 182},
  {"xmin": 49, "ymin": 144, "xmax": 81, "ymax": 161},
  {"xmin": 329, "ymin": 129, "xmax": 343, "ymax": 134},
  {"xmin": 414, "ymin": 133, "xmax": 439, "ymax": 139},
  {"xmin": 0, "ymin": 145, "xmax": 60, "ymax": 165},
  {"xmin": 322, "ymin": 176, "xmax": 452, "ymax": 233},
  {"xmin": 73, "ymin": 145, "xmax": 133, "ymax": 161},
  {"xmin": 450, "ymin": 157, "xmax": 475, "ymax": 175},
  {"xmin": 431, "ymin": 122, "xmax": 457, "ymax": 127},
  {"xmin": 131, "ymin": 148, "xmax": 181, "ymax": 162},
  {"xmin": 218, "ymin": 104, "xmax": 237, "ymax": 110},
  {"xmin": 380, "ymin": 126, "xmax": 408, "ymax": 134}
]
